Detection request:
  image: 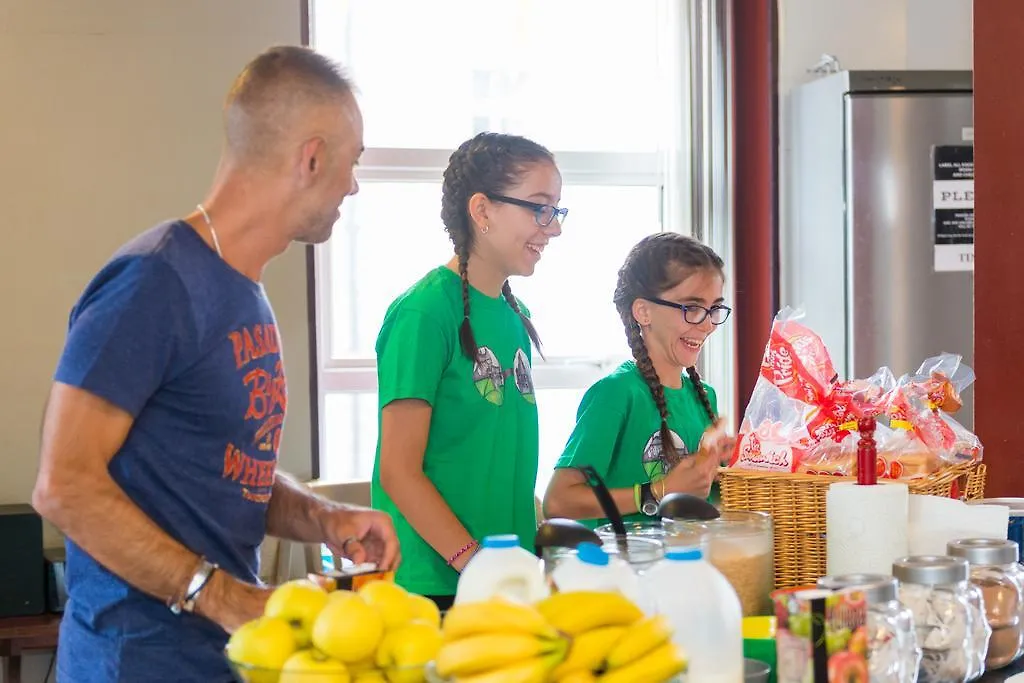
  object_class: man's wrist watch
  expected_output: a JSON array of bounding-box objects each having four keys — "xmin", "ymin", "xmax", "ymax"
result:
[
  {"xmin": 169, "ymin": 558, "xmax": 218, "ymax": 615},
  {"xmin": 639, "ymin": 482, "xmax": 660, "ymax": 517}
]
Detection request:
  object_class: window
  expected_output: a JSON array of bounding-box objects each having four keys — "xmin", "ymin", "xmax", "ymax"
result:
[{"xmin": 310, "ymin": 0, "xmax": 699, "ymax": 493}]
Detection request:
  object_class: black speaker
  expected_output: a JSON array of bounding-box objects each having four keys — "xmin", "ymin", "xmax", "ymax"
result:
[{"xmin": 0, "ymin": 504, "xmax": 45, "ymax": 617}]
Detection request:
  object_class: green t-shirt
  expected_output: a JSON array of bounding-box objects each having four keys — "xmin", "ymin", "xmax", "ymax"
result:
[
  {"xmin": 371, "ymin": 266, "xmax": 539, "ymax": 596},
  {"xmin": 554, "ymin": 361, "xmax": 718, "ymax": 529}
]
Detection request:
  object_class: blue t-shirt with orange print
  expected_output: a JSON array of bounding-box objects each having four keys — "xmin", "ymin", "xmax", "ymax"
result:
[{"xmin": 53, "ymin": 220, "xmax": 286, "ymax": 682}]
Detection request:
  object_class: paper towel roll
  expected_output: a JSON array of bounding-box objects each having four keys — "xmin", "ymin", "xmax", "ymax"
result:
[
  {"xmin": 827, "ymin": 482, "xmax": 909, "ymax": 576},
  {"xmin": 908, "ymin": 495, "xmax": 1009, "ymax": 555}
]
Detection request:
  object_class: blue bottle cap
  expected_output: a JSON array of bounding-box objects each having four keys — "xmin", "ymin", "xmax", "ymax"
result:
[
  {"xmin": 666, "ymin": 547, "xmax": 703, "ymax": 561},
  {"xmin": 481, "ymin": 534, "xmax": 520, "ymax": 549},
  {"xmin": 576, "ymin": 542, "xmax": 610, "ymax": 566}
]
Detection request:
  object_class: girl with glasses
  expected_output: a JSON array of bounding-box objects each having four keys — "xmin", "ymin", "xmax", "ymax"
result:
[
  {"xmin": 372, "ymin": 132, "xmax": 565, "ymax": 609},
  {"xmin": 543, "ymin": 232, "xmax": 734, "ymax": 527}
]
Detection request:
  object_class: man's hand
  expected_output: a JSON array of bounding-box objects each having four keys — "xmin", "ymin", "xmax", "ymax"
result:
[
  {"xmin": 320, "ymin": 507, "xmax": 401, "ymax": 572},
  {"xmin": 195, "ymin": 570, "xmax": 273, "ymax": 634}
]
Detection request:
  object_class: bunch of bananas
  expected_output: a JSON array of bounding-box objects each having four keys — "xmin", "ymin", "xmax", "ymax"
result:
[
  {"xmin": 433, "ymin": 591, "xmax": 687, "ymax": 683},
  {"xmin": 435, "ymin": 598, "xmax": 568, "ymax": 682},
  {"xmin": 539, "ymin": 592, "xmax": 687, "ymax": 683}
]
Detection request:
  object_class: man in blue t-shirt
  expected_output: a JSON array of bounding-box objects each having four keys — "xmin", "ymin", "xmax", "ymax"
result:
[{"xmin": 33, "ymin": 46, "xmax": 397, "ymax": 682}]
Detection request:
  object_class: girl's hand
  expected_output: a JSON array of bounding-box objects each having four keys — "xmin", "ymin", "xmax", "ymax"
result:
[{"xmin": 661, "ymin": 420, "xmax": 734, "ymax": 498}]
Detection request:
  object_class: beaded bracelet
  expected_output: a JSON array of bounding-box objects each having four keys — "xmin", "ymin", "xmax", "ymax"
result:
[{"xmin": 447, "ymin": 540, "xmax": 478, "ymax": 566}]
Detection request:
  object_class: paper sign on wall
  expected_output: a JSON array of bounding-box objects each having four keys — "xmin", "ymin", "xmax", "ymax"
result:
[{"xmin": 932, "ymin": 145, "xmax": 974, "ymax": 272}]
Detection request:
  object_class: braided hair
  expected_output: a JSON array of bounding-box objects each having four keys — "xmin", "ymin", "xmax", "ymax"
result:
[
  {"xmin": 440, "ymin": 132, "xmax": 552, "ymax": 360},
  {"xmin": 613, "ymin": 233, "xmax": 724, "ymax": 462}
]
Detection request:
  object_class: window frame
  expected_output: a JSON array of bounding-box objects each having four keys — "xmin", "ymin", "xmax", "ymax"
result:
[{"xmin": 306, "ymin": 0, "xmax": 737, "ymax": 480}]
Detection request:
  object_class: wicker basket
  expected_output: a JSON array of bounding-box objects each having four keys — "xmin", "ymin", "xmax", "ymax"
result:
[{"xmin": 718, "ymin": 462, "xmax": 987, "ymax": 590}]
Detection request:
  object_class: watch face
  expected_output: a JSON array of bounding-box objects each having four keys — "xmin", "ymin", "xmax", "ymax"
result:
[{"xmin": 642, "ymin": 499, "xmax": 659, "ymax": 516}]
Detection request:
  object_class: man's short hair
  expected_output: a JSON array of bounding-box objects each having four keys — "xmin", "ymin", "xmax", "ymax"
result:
[{"xmin": 224, "ymin": 46, "xmax": 355, "ymax": 162}]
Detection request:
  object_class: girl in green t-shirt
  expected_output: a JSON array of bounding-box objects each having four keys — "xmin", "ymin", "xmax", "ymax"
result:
[
  {"xmin": 371, "ymin": 133, "xmax": 565, "ymax": 608},
  {"xmin": 543, "ymin": 232, "xmax": 735, "ymax": 528}
]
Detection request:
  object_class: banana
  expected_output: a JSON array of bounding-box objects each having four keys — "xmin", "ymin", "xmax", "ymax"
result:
[
  {"xmin": 550, "ymin": 625, "xmax": 627, "ymax": 679},
  {"xmin": 598, "ymin": 641, "xmax": 687, "ymax": 683},
  {"xmin": 536, "ymin": 591, "xmax": 644, "ymax": 636},
  {"xmin": 556, "ymin": 672, "xmax": 597, "ymax": 683},
  {"xmin": 442, "ymin": 598, "xmax": 559, "ymax": 642},
  {"xmin": 605, "ymin": 615, "xmax": 673, "ymax": 669},
  {"xmin": 453, "ymin": 650, "xmax": 563, "ymax": 683},
  {"xmin": 435, "ymin": 632, "xmax": 565, "ymax": 678}
]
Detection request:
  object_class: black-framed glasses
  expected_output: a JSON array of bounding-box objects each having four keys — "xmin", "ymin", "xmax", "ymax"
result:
[
  {"xmin": 646, "ymin": 297, "xmax": 732, "ymax": 325},
  {"xmin": 486, "ymin": 194, "xmax": 568, "ymax": 227}
]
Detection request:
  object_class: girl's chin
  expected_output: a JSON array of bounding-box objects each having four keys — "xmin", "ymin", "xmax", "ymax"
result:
[{"xmin": 671, "ymin": 347, "xmax": 701, "ymax": 370}]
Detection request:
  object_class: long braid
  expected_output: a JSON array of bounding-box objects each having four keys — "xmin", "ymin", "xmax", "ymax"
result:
[
  {"xmin": 441, "ymin": 132, "xmax": 554, "ymax": 361},
  {"xmin": 625, "ymin": 317, "xmax": 679, "ymax": 464},
  {"xmin": 613, "ymin": 232, "xmax": 727, "ymax": 469},
  {"xmin": 501, "ymin": 281, "xmax": 544, "ymax": 359},
  {"xmin": 457, "ymin": 243, "xmax": 478, "ymax": 359},
  {"xmin": 686, "ymin": 366, "xmax": 717, "ymax": 424}
]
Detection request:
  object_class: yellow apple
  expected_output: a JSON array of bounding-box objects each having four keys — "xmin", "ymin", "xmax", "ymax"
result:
[
  {"xmin": 357, "ymin": 581, "xmax": 414, "ymax": 630},
  {"xmin": 375, "ymin": 621, "xmax": 442, "ymax": 683},
  {"xmin": 351, "ymin": 670, "xmax": 387, "ymax": 683},
  {"xmin": 327, "ymin": 589, "xmax": 359, "ymax": 604},
  {"xmin": 312, "ymin": 595, "xmax": 384, "ymax": 663},
  {"xmin": 406, "ymin": 594, "xmax": 442, "ymax": 630},
  {"xmin": 265, "ymin": 579, "xmax": 330, "ymax": 648},
  {"xmin": 279, "ymin": 649, "xmax": 350, "ymax": 683},
  {"xmin": 226, "ymin": 617, "xmax": 297, "ymax": 683},
  {"xmin": 347, "ymin": 658, "xmax": 377, "ymax": 675}
]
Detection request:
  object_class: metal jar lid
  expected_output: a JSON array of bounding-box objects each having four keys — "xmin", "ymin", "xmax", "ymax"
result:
[
  {"xmin": 947, "ymin": 538, "xmax": 1020, "ymax": 566},
  {"xmin": 892, "ymin": 555, "xmax": 970, "ymax": 585},
  {"xmin": 969, "ymin": 498, "xmax": 1024, "ymax": 516},
  {"xmin": 818, "ymin": 573, "xmax": 898, "ymax": 603}
]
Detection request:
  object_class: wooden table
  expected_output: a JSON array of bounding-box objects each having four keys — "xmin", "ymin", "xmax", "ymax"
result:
[{"xmin": 0, "ymin": 614, "xmax": 61, "ymax": 683}]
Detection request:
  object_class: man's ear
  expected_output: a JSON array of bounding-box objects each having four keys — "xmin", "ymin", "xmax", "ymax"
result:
[{"xmin": 299, "ymin": 137, "xmax": 326, "ymax": 185}]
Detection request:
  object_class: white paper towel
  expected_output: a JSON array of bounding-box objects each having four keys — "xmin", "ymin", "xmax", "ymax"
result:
[
  {"xmin": 907, "ymin": 494, "xmax": 1009, "ymax": 555},
  {"xmin": 827, "ymin": 481, "xmax": 910, "ymax": 576}
]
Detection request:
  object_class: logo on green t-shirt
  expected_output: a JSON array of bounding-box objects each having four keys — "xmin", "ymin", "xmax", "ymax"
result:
[
  {"xmin": 472, "ymin": 346, "xmax": 536, "ymax": 406},
  {"xmin": 642, "ymin": 429, "xmax": 689, "ymax": 480}
]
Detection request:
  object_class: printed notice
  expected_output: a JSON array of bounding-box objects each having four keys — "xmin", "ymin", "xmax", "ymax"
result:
[{"xmin": 932, "ymin": 145, "xmax": 974, "ymax": 272}]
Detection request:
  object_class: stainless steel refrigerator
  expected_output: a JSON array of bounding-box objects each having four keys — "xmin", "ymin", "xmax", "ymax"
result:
[{"xmin": 783, "ymin": 71, "xmax": 975, "ymax": 428}]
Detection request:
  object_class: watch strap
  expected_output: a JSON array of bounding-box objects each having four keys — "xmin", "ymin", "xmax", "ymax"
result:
[
  {"xmin": 640, "ymin": 482, "xmax": 658, "ymax": 516},
  {"xmin": 169, "ymin": 558, "xmax": 218, "ymax": 615}
]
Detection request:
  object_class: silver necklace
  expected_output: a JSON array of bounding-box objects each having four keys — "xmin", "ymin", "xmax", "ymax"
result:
[{"xmin": 195, "ymin": 203, "xmax": 223, "ymax": 258}]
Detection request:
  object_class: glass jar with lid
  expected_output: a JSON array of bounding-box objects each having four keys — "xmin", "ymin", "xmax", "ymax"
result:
[
  {"xmin": 817, "ymin": 573, "xmax": 921, "ymax": 683},
  {"xmin": 947, "ymin": 538, "xmax": 1023, "ymax": 671},
  {"xmin": 893, "ymin": 555, "xmax": 977, "ymax": 683},
  {"xmin": 665, "ymin": 509, "xmax": 774, "ymax": 616},
  {"xmin": 967, "ymin": 499, "xmax": 1024, "ymax": 563}
]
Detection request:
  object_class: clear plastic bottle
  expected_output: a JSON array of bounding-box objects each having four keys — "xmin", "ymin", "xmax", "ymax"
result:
[
  {"xmin": 643, "ymin": 546, "xmax": 744, "ymax": 683},
  {"xmin": 818, "ymin": 573, "xmax": 921, "ymax": 683},
  {"xmin": 549, "ymin": 542, "xmax": 650, "ymax": 613},
  {"xmin": 454, "ymin": 534, "xmax": 549, "ymax": 605}
]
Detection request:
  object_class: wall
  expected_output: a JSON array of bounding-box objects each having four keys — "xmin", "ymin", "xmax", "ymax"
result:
[
  {"xmin": 0, "ymin": 1, "xmax": 303, "ymax": 680},
  {"xmin": 777, "ymin": 0, "xmax": 974, "ymax": 305}
]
